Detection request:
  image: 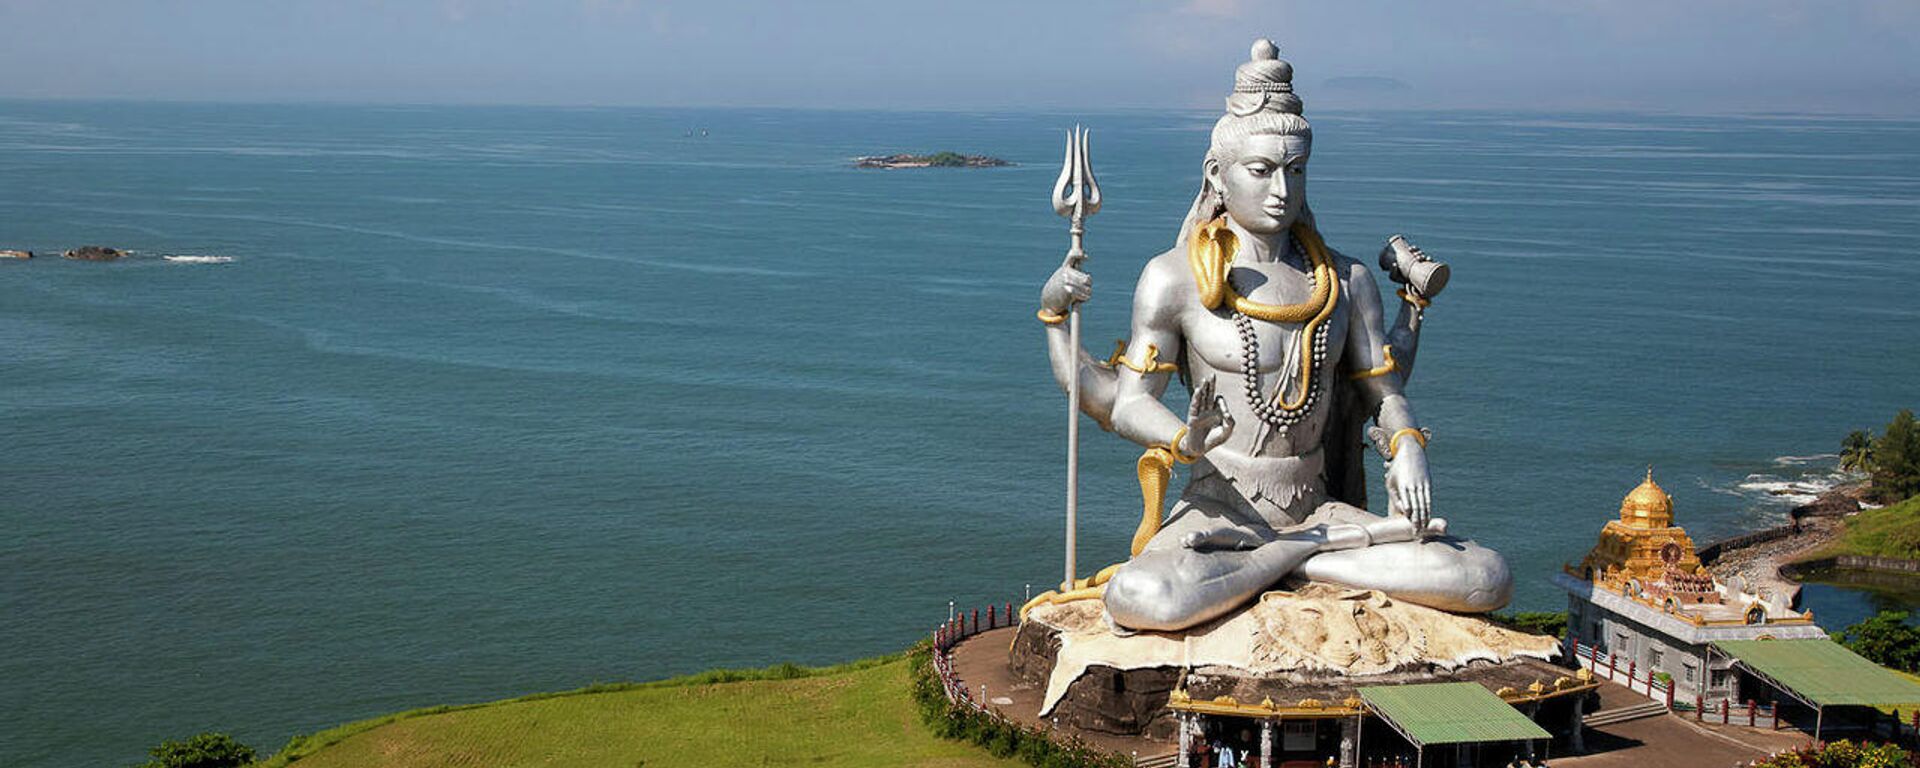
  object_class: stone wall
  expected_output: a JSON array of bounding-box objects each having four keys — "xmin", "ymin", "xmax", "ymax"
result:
[
  {"xmin": 1696, "ymin": 525, "xmax": 1798, "ymax": 566},
  {"xmin": 1780, "ymin": 555, "xmax": 1920, "ymax": 578}
]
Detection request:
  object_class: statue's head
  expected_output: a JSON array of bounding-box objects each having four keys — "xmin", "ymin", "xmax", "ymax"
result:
[{"xmin": 1188, "ymin": 39, "xmax": 1313, "ymax": 238}]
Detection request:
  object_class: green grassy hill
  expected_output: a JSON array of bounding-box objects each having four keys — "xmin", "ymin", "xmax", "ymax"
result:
[
  {"xmin": 260, "ymin": 656, "xmax": 1017, "ymax": 768},
  {"xmin": 1811, "ymin": 495, "xmax": 1920, "ymax": 560}
]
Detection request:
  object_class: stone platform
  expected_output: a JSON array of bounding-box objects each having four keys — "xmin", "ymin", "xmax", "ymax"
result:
[{"xmin": 1010, "ymin": 583, "xmax": 1566, "ymax": 737}]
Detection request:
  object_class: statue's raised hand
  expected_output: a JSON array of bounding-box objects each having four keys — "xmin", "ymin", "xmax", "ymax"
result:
[
  {"xmin": 1385, "ymin": 441, "xmax": 1432, "ymax": 529},
  {"xmin": 1178, "ymin": 378, "xmax": 1234, "ymax": 459},
  {"xmin": 1040, "ymin": 261, "xmax": 1091, "ymax": 314}
]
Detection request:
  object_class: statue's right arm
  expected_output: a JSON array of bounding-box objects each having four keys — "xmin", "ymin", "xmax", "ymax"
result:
[
  {"xmin": 1041, "ymin": 318, "xmax": 1120, "ymax": 431},
  {"xmin": 1040, "ymin": 264, "xmax": 1121, "ymax": 431},
  {"xmin": 1105, "ymin": 254, "xmax": 1192, "ymax": 451}
]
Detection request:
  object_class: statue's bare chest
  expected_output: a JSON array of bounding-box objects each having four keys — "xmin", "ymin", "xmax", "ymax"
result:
[{"xmin": 1181, "ymin": 264, "xmax": 1350, "ymax": 376}]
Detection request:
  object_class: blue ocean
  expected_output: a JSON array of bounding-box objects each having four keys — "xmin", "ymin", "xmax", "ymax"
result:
[{"xmin": 2, "ymin": 103, "xmax": 1916, "ymax": 767}]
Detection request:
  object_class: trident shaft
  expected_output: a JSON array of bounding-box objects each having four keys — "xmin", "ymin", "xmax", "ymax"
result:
[{"xmin": 1050, "ymin": 126, "xmax": 1100, "ymax": 592}]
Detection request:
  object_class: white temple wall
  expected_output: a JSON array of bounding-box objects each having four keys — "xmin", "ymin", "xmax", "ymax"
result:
[{"xmin": 1567, "ymin": 595, "xmax": 1740, "ymax": 702}]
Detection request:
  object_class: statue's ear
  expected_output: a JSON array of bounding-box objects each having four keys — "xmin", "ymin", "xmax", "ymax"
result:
[{"xmin": 1203, "ymin": 157, "xmax": 1222, "ymax": 188}]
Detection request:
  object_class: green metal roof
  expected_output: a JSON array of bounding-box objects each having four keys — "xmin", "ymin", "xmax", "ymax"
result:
[
  {"xmin": 1714, "ymin": 638, "xmax": 1920, "ymax": 708},
  {"xmin": 1358, "ymin": 682, "xmax": 1551, "ymax": 747}
]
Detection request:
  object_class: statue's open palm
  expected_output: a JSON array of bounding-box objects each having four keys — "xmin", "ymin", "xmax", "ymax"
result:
[{"xmin": 1179, "ymin": 378, "xmax": 1234, "ymax": 458}]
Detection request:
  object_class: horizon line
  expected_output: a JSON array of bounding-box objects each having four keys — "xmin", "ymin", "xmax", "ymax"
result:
[{"xmin": 4, "ymin": 95, "xmax": 1919, "ymax": 122}]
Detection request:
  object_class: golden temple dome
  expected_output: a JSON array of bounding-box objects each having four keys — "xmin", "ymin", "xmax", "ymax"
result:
[{"xmin": 1619, "ymin": 467, "xmax": 1674, "ymax": 528}]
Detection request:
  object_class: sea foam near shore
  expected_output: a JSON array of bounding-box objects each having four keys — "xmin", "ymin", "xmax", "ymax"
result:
[{"xmin": 1731, "ymin": 455, "xmax": 1861, "ymax": 507}]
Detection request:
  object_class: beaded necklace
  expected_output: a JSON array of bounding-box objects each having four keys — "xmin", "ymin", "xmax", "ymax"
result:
[
  {"xmin": 1187, "ymin": 218, "xmax": 1342, "ymax": 431},
  {"xmin": 1227, "ymin": 236, "xmax": 1340, "ymax": 430}
]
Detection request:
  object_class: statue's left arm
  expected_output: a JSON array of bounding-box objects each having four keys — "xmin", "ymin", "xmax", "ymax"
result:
[{"xmin": 1341, "ymin": 260, "xmax": 1432, "ymax": 525}]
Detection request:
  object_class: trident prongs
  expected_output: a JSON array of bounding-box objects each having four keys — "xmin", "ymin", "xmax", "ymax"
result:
[
  {"xmin": 1051, "ymin": 127, "xmax": 1078, "ymax": 218},
  {"xmin": 1077, "ymin": 126, "xmax": 1101, "ymax": 217},
  {"xmin": 1051, "ymin": 125, "xmax": 1101, "ymax": 264}
]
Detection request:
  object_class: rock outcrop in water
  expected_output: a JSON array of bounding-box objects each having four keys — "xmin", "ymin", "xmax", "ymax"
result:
[
  {"xmin": 1791, "ymin": 485, "xmax": 1865, "ymax": 519},
  {"xmin": 63, "ymin": 246, "xmax": 125, "ymax": 261},
  {"xmin": 0, "ymin": 249, "xmax": 31, "ymax": 260},
  {"xmin": 854, "ymin": 152, "xmax": 1010, "ymax": 169}
]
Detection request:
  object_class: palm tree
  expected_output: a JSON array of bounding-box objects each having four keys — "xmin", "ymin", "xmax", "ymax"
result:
[{"xmin": 1841, "ymin": 429, "xmax": 1875, "ymax": 473}]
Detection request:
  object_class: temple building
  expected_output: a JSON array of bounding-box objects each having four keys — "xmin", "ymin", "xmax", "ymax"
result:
[{"xmin": 1553, "ymin": 470, "xmax": 1825, "ymax": 702}]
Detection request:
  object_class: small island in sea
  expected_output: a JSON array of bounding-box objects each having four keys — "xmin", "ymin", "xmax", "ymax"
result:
[{"xmin": 853, "ymin": 151, "xmax": 1010, "ymax": 169}]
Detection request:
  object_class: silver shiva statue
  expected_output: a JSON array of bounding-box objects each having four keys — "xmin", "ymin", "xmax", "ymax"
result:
[{"xmin": 1036, "ymin": 40, "xmax": 1512, "ymax": 633}]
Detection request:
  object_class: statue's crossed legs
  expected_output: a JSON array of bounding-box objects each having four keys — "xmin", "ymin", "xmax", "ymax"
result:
[{"xmin": 1102, "ymin": 498, "xmax": 1512, "ymax": 632}]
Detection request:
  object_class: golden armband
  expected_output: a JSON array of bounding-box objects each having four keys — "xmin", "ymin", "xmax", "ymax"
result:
[{"xmin": 1105, "ymin": 341, "xmax": 1179, "ymax": 374}]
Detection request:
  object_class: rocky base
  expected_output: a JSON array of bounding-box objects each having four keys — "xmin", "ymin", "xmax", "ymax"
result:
[
  {"xmin": 1011, "ymin": 584, "xmax": 1564, "ymax": 737},
  {"xmin": 1009, "ymin": 618, "xmax": 1185, "ymax": 736}
]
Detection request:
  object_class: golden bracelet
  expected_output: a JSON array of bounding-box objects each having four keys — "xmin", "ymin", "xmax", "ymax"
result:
[
  {"xmin": 1037, "ymin": 307, "xmax": 1067, "ymax": 325},
  {"xmin": 1387, "ymin": 427, "xmax": 1428, "ymax": 459},
  {"xmin": 1167, "ymin": 427, "xmax": 1200, "ymax": 464},
  {"xmin": 1397, "ymin": 289, "xmax": 1430, "ymax": 309}
]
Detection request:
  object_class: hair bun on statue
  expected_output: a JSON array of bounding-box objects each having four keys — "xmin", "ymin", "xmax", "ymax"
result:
[
  {"xmin": 1189, "ymin": 38, "xmax": 1315, "ymax": 253},
  {"xmin": 1226, "ymin": 38, "xmax": 1302, "ymax": 117}
]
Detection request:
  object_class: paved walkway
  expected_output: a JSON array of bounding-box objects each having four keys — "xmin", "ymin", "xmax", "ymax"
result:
[{"xmin": 1555, "ymin": 683, "xmax": 1809, "ymax": 767}]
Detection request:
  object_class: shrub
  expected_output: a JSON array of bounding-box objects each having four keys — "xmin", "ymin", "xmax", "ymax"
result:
[
  {"xmin": 1751, "ymin": 738, "xmax": 1915, "ymax": 768},
  {"xmin": 140, "ymin": 732, "xmax": 255, "ymax": 768},
  {"xmin": 1833, "ymin": 611, "xmax": 1920, "ymax": 673},
  {"xmin": 1488, "ymin": 611, "xmax": 1567, "ymax": 638}
]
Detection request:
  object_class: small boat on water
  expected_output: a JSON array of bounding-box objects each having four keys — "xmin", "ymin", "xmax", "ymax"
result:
[{"xmin": 162, "ymin": 254, "xmax": 234, "ymax": 264}]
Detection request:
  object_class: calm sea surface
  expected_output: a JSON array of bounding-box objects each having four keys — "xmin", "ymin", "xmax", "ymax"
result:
[{"xmin": 2, "ymin": 103, "xmax": 1917, "ymax": 766}]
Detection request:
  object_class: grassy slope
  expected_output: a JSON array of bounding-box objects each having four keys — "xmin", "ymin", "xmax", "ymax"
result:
[
  {"xmin": 1809, "ymin": 495, "xmax": 1920, "ymax": 560},
  {"xmin": 267, "ymin": 657, "xmax": 1015, "ymax": 768}
]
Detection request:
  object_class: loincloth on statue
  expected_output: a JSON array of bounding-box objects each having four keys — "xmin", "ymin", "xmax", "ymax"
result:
[{"xmin": 1180, "ymin": 446, "xmax": 1358, "ymax": 531}]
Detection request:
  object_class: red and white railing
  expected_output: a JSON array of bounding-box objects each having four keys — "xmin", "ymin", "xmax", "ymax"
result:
[
  {"xmin": 1567, "ymin": 638, "xmax": 1675, "ymax": 708},
  {"xmin": 931, "ymin": 602, "xmax": 1019, "ymax": 715}
]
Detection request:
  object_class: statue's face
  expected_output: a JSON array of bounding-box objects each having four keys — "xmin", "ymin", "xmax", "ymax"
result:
[{"xmin": 1209, "ymin": 133, "xmax": 1309, "ymax": 235}]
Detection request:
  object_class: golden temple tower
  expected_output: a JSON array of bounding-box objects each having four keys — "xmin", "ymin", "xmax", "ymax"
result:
[{"xmin": 1577, "ymin": 469, "xmax": 1712, "ymax": 601}]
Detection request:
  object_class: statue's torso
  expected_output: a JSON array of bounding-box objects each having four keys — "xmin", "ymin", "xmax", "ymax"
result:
[{"xmin": 1139, "ymin": 245, "xmax": 1359, "ymax": 526}]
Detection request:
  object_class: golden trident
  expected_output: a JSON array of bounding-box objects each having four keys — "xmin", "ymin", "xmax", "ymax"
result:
[{"xmin": 1050, "ymin": 125, "xmax": 1101, "ymax": 592}]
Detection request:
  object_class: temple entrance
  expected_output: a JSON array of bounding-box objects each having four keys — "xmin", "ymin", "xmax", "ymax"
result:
[{"xmin": 1175, "ymin": 712, "xmax": 1353, "ymax": 767}]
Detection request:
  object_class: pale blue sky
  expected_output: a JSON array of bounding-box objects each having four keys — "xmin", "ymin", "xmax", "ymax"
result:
[{"xmin": 1, "ymin": 0, "xmax": 1915, "ymax": 113}]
